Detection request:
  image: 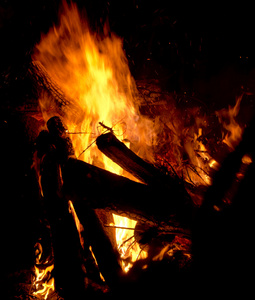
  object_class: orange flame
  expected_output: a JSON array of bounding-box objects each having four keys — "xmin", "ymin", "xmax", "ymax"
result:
[
  {"xmin": 33, "ymin": 243, "xmax": 55, "ymax": 299},
  {"xmin": 68, "ymin": 200, "xmax": 85, "ymax": 249},
  {"xmin": 33, "ymin": 0, "xmax": 247, "ymax": 275},
  {"xmin": 34, "ymin": 1, "xmax": 154, "ymax": 272},
  {"xmin": 184, "ymin": 126, "xmax": 213, "ymax": 185},
  {"xmin": 34, "ymin": 1, "xmax": 155, "ymax": 173},
  {"xmin": 112, "ymin": 214, "xmax": 147, "ymax": 273},
  {"xmin": 216, "ymin": 94, "xmax": 244, "ymax": 150}
]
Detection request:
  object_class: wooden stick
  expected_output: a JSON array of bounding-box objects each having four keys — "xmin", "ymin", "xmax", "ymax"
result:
[
  {"xmin": 42, "ymin": 116, "xmax": 124, "ymax": 289},
  {"xmin": 96, "ymin": 131, "xmax": 163, "ymax": 185},
  {"xmin": 62, "ymin": 157, "xmax": 192, "ymax": 233},
  {"xmin": 43, "ymin": 116, "xmax": 192, "ymax": 230},
  {"xmin": 96, "ymin": 131, "xmax": 193, "ymax": 225},
  {"xmin": 30, "ymin": 61, "xmax": 80, "ymax": 113},
  {"xmin": 36, "ymin": 132, "xmax": 87, "ymax": 299},
  {"xmin": 72, "ymin": 201, "xmax": 124, "ymax": 288}
]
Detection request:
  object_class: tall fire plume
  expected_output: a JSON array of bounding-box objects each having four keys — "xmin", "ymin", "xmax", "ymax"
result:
[{"xmin": 34, "ymin": 1, "xmax": 156, "ymax": 171}]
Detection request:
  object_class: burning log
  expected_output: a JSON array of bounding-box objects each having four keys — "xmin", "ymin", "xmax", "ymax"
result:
[
  {"xmin": 35, "ymin": 116, "xmax": 195, "ymax": 295},
  {"xmin": 192, "ymin": 117, "xmax": 255, "ymax": 297},
  {"xmin": 95, "ymin": 131, "xmax": 193, "ymax": 225},
  {"xmin": 29, "ymin": 60, "xmax": 81, "ymax": 118},
  {"xmin": 96, "ymin": 130, "xmax": 167, "ymax": 185},
  {"xmin": 36, "ymin": 130, "xmax": 87, "ymax": 299},
  {"xmin": 42, "ymin": 116, "xmax": 192, "ymax": 230},
  {"xmin": 72, "ymin": 202, "xmax": 124, "ymax": 287},
  {"xmin": 36, "ymin": 116, "xmax": 125, "ymax": 292},
  {"xmin": 46, "ymin": 115, "xmax": 76, "ymax": 161},
  {"xmin": 30, "ymin": 60, "xmax": 71, "ymax": 108},
  {"xmin": 62, "ymin": 157, "xmax": 192, "ymax": 231}
]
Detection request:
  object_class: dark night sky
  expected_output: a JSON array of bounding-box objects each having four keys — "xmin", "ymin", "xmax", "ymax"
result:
[
  {"xmin": 1, "ymin": 0, "xmax": 255, "ymax": 108},
  {"xmin": 1, "ymin": 1, "xmax": 255, "ymax": 71}
]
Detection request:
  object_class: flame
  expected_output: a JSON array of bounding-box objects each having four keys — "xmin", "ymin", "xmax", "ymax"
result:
[
  {"xmin": 68, "ymin": 200, "xmax": 105, "ymax": 281},
  {"xmin": 33, "ymin": 242, "xmax": 55, "ymax": 299},
  {"xmin": 68, "ymin": 200, "xmax": 85, "ymax": 249},
  {"xmin": 34, "ymin": 1, "xmax": 155, "ymax": 173},
  {"xmin": 34, "ymin": 1, "xmax": 154, "ymax": 273},
  {"xmin": 184, "ymin": 127, "xmax": 213, "ymax": 185},
  {"xmin": 216, "ymin": 94, "xmax": 244, "ymax": 150},
  {"xmin": 33, "ymin": 267, "xmax": 55, "ymax": 299},
  {"xmin": 112, "ymin": 214, "xmax": 147, "ymax": 273},
  {"xmin": 242, "ymin": 154, "xmax": 252, "ymax": 165},
  {"xmin": 154, "ymin": 104, "xmax": 217, "ymax": 186},
  {"xmin": 33, "ymin": 0, "xmax": 247, "ymax": 276}
]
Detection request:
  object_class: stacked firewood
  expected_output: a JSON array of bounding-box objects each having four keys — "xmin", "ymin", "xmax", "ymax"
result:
[
  {"xmin": 34, "ymin": 113, "xmax": 194, "ymax": 297},
  {"xmin": 31, "ymin": 60, "xmax": 255, "ymax": 298},
  {"xmin": 31, "ymin": 59, "xmax": 194, "ymax": 297}
]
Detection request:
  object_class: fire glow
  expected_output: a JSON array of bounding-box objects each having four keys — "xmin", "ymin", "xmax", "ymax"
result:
[{"xmin": 32, "ymin": 1, "xmax": 249, "ymax": 297}]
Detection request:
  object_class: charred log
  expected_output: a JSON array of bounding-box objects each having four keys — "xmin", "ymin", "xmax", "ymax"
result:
[
  {"xmin": 96, "ymin": 131, "xmax": 177, "ymax": 186},
  {"xmin": 72, "ymin": 201, "xmax": 124, "ymax": 288},
  {"xmin": 47, "ymin": 115, "xmax": 76, "ymax": 161},
  {"xmin": 193, "ymin": 117, "xmax": 255, "ymax": 297},
  {"xmin": 36, "ymin": 117, "xmax": 124, "ymax": 291},
  {"xmin": 36, "ymin": 131, "xmax": 87, "ymax": 299},
  {"xmin": 35, "ymin": 116, "xmax": 194, "ymax": 295},
  {"xmin": 44, "ymin": 116, "xmax": 193, "ymax": 229},
  {"xmin": 62, "ymin": 157, "xmax": 192, "ymax": 233},
  {"xmin": 30, "ymin": 61, "xmax": 70, "ymax": 107},
  {"xmin": 96, "ymin": 131, "xmax": 193, "ymax": 225},
  {"xmin": 29, "ymin": 60, "xmax": 81, "ymax": 119}
]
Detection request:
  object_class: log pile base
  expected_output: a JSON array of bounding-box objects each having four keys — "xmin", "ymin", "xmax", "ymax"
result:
[{"xmin": 34, "ymin": 116, "xmax": 195, "ymax": 297}]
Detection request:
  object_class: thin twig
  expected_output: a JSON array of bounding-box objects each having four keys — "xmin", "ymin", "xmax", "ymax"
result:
[
  {"xmin": 184, "ymin": 166, "xmax": 196, "ymax": 186},
  {"xmin": 136, "ymin": 245, "xmax": 147, "ymax": 261},
  {"xmin": 98, "ymin": 122, "xmax": 113, "ymax": 133},
  {"xmin": 161, "ymin": 158, "xmax": 179, "ymax": 178},
  {"xmin": 98, "ymin": 119, "xmax": 127, "ymax": 137},
  {"xmin": 67, "ymin": 131, "xmax": 93, "ymax": 135},
  {"xmin": 190, "ymin": 163, "xmax": 210, "ymax": 176},
  {"xmin": 126, "ymin": 239, "xmax": 136, "ymax": 253},
  {"xmin": 78, "ymin": 125, "xmax": 110, "ymax": 158},
  {"xmin": 195, "ymin": 149, "xmax": 209, "ymax": 154},
  {"xmin": 78, "ymin": 139, "xmax": 97, "ymax": 158},
  {"xmin": 119, "ymin": 235, "xmax": 135, "ymax": 249},
  {"xmin": 104, "ymin": 225, "xmax": 139, "ymax": 231}
]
